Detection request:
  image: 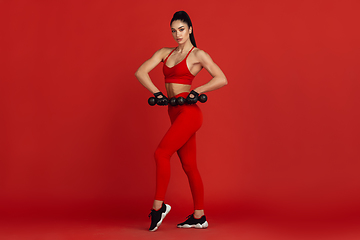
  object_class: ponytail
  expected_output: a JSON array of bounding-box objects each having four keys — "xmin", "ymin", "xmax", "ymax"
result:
[{"xmin": 170, "ymin": 11, "xmax": 197, "ymax": 47}]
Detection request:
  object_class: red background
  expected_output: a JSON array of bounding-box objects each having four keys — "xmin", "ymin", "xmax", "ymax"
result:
[{"xmin": 1, "ymin": 0, "xmax": 360, "ymax": 223}]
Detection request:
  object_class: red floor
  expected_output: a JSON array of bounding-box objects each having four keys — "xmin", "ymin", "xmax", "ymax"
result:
[{"xmin": 1, "ymin": 213, "xmax": 360, "ymax": 240}]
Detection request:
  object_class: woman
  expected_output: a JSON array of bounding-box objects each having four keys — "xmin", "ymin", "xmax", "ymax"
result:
[{"xmin": 135, "ymin": 11, "xmax": 227, "ymax": 231}]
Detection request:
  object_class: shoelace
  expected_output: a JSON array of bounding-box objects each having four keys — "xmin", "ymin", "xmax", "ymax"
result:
[
  {"xmin": 148, "ymin": 207, "xmax": 162, "ymax": 218},
  {"xmin": 148, "ymin": 209, "xmax": 155, "ymax": 218}
]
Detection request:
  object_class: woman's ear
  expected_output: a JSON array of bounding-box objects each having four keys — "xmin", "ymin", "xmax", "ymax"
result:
[{"xmin": 189, "ymin": 26, "xmax": 192, "ymax": 34}]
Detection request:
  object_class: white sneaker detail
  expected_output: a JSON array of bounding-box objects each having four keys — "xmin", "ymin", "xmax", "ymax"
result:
[{"xmin": 178, "ymin": 220, "xmax": 208, "ymax": 229}]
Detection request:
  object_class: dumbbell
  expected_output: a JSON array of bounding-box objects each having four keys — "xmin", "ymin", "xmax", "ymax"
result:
[
  {"xmin": 171, "ymin": 94, "xmax": 207, "ymax": 106},
  {"xmin": 148, "ymin": 97, "xmax": 156, "ymax": 106},
  {"xmin": 148, "ymin": 94, "xmax": 207, "ymax": 106},
  {"xmin": 170, "ymin": 97, "xmax": 178, "ymax": 106},
  {"xmin": 177, "ymin": 97, "xmax": 186, "ymax": 105},
  {"xmin": 148, "ymin": 96, "xmax": 169, "ymax": 106},
  {"xmin": 198, "ymin": 94, "xmax": 207, "ymax": 103}
]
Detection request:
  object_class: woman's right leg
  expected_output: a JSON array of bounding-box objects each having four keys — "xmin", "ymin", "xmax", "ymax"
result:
[
  {"xmin": 154, "ymin": 104, "xmax": 202, "ymax": 205},
  {"xmin": 152, "ymin": 200, "xmax": 163, "ymax": 210}
]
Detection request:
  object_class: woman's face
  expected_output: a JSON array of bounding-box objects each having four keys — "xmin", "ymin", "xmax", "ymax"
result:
[{"xmin": 171, "ymin": 20, "xmax": 192, "ymax": 45}]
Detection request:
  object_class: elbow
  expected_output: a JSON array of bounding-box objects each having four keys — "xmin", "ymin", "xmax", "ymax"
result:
[
  {"xmin": 135, "ymin": 68, "xmax": 148, "ymax": 80},
  {"xmin": 222, "ymin": 76, "xmax": 228, "ymax": 87},
  {"xmin": 135, "ymin": 69, "xmax": 145, "ymax": 81},
  {"xmin": 134, "ymin": 69, "xmax": 141, "ymax": 78}
]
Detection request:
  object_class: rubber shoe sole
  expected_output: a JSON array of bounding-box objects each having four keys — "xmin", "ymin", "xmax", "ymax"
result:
[
  {"xmin": 177, "ymin": 221, "xmax": 209, "ymax": 229},
  {"xmin": 149, "ymin": 204, "xmax": 171, "ymax": 232}
]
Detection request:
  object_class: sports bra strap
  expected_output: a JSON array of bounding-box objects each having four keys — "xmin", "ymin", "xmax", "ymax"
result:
[{"xmin": 185, "ymin": 46, "xmax": 195, "ymax": 59}]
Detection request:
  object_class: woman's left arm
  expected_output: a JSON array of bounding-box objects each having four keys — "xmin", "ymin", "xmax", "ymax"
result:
[{"xmin": 193, "ymin": 50, "xmax": 228, "ymax": 94}]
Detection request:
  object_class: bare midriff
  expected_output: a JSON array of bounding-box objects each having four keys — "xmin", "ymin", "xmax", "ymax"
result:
[{"xmin": 165, "ymin": 83, "xmax": 191, "ymax": 98}]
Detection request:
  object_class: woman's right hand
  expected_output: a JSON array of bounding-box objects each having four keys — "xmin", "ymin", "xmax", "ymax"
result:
[{"xmin": 154, "ymin": 92, "xmax": 169, "ymax": 106}]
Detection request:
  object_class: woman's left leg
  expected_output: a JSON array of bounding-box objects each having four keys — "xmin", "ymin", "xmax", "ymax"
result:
[{"xmin": 177, "ymin": 133, "xmax": 205, "ymax": 217}]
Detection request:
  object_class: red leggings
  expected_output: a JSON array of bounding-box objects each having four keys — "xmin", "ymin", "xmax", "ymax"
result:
[{"xmin": 154, "ymin": 92, "xmax": 204, "ymax": 210}]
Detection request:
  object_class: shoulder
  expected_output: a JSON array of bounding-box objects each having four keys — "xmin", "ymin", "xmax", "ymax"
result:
[
  {"xmin": 155, "ymin": 47, "xmax": 175, "ymax": 56},
  {"xmin": 152, "ymin": 47, "xmax": 175, "ymax": 61},
  {"xmin": 157, "ymin": 47, "xmax": 175, "ymax": 53},
  {"xmin": 192, "ymin": 48, "xmax": 213, "ymax": 62}
]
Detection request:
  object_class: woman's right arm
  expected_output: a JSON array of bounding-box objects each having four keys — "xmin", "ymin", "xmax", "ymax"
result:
[{"xmin": 135, "ymin": 48, "xmax": 168, "ymax": 94}]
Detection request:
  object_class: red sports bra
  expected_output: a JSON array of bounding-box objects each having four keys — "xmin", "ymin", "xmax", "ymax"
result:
[{"xmin": 163, "ymin": 47, "xmax": 195, "ymax": 85}]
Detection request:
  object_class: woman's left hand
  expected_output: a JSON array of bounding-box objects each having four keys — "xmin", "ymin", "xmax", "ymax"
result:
[{"xmin": 186, "ymin": 90, "xmax": 199, "ymax": 104}]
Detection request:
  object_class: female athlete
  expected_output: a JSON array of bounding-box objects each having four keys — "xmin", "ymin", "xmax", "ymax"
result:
[{"xmin": 135, "ymin": 10, "xmax": 227, "ymax": 231}]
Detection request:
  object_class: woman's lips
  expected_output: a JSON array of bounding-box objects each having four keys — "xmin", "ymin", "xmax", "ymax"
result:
[{"xmin": 177, "ymin": 38, "xmax": 182, "ymax": 42}]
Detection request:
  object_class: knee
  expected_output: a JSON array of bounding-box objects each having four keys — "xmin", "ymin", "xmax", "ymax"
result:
[
  {"xmin": 154, "ymin": 147, "xmax": 170, "ymax": 162},
  {"xmin": 181, "ymin": 163, "xmax": 198, "ymax": 175}
]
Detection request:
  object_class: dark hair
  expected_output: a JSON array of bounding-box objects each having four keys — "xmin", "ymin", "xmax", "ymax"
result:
[{"xmin": 170, "ymin": 11, "xmax": 197, "ymax": 47}]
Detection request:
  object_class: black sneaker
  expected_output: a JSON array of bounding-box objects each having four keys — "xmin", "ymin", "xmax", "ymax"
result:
[
  {"xmin": 177, "ymin": 214, "xmax": 208, "ymax": 229},
  {"xmin": 148, "ymin": 203, "xmax": 171, "ymax": 231}
]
